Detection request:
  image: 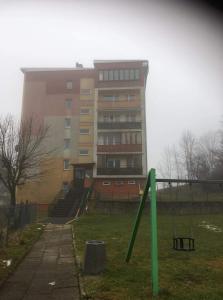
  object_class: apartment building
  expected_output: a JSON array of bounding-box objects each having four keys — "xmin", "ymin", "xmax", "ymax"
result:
[{"xmin": 18, "ymin": 60, "xmax": 148, "ymax": 204}]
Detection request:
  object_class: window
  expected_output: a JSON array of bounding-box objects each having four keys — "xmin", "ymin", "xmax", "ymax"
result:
[
  {"xmin": 103, "ymin": 70, "xmax": 109, "ymax": 81},
  {"xmin": 63, "ymin": 159, "xmax": 70, "ymax": 170},
  {"xmin": 130, "ymin": 69, "xmax": 135, "ymax": 80},
  {"xmin": 103, "ymin": 95, "xmax": 117, "ymax": 101},
  {"xmin": 80, "ymin": 108, "xmax": 90, "ymax": 115},
  {"xmin": 81, "ymin": 89, "xmax": 91, "ymax": 95},
  {"xmin": 99, "ymin": 71, "xmax": 103, "ymax": 81},
  {"xmin": 113, "ymin": 134, "xmax": 121, "ymax": 145},
  {"xmin": 115, "ymin": 181, "xmax": 124, "ymax": 185},
  {"xmin": 107, "ymin": 159, "xmax": 120, "ymax": 168},
  {"xmin": 79, "ymin": 149, "xmax": 89, "ymax": 156},
  {"xmin": 127, "ymin": 94, "xmax": 136, "ymax": 101},
  {"xmin": 65, "ymin": 99, "xmax": 72, "ymax": 109},
  {"xmin": 126, "ymin": 112, "xmax": 136, "ymax": 122},
  {"xmin": 124, "ymin": 69, "xmax": 129, "ymax": 80},
  {"xmin": 63, "ymin": 182, "xmax": 69, "ymax": 193},
  {"xmin": 128, "ymin": 180, "xmax": 136, "ymax": 185},
  {"xmin": 64, "ymin": 139, "xmax": 71, "ymax": 149},
  {"xmin": 114, "ymin": 70, "xmax": 119, "ymax": 80},
  {"xmin": 99, "ymin": 69, "xmax": 140, "ymax": 81},
  {"xmin": 80, "ymin": 128, "xmax": 90, "ymax": 135},
  {"xmin": 64, "ymin": 118, "xmax": 71, "ymax": 128},
  {"xmin": 108, "ymin": 70, "xmax": 113, "ymax": 81},
  {"xmin": 119, "ymin": 70, "xmax": 124, "ymax": 80},
  {"xmin": 102, "ymin": 181, "xmax": 111, "ymax": 186},
  {"xmin": 66, "ymin": 81, "xmax": 73, "ymax": 90},
  {"xmin": 134, "ymin": 69, "xmax": 140, "ymax": 80},
  {"xmin": 128, "ymin": 158, "xmax": 136, "ymax": 168}
]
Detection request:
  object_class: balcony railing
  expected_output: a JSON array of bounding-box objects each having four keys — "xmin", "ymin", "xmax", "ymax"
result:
[
  {"xmin": 97, "ymin": 144, "xmax": 142, "ymax": 153},
  {"xmin": 97, "ymin": 122, "xmax": 142, "ymax": 130},
  {"xmin": 97, "ymin": 167, "xmax": 143, "ymax": 175}
]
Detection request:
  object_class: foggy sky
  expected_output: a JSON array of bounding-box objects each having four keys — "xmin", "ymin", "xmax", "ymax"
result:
[{"xmin": 0, "ymin": 0, "xmax": 222, "ymax": 170}]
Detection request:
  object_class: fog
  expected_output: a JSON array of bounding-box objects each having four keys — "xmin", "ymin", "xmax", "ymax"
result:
[{"xmin": 0, "ymin": 0, "xmax": 222, "ymax": 169}]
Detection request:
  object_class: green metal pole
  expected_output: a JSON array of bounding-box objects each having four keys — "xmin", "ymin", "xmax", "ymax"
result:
[
  {"xmin": 125, "ymin": 172, "xmax": 151, "ymax": 262},
  {"xmin": 150, "ymin": 168, "xmax": 159, "ymax": 296}
]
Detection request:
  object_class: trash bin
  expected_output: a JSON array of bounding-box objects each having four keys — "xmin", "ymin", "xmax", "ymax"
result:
[{"xmin": 83, "ymin": 240, "xmax": 106, "ymax": 275}]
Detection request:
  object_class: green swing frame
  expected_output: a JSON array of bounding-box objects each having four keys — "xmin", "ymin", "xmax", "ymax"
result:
[{"xmin": 125, "ymin": 168, "xmax": 223, "ymax": 296}]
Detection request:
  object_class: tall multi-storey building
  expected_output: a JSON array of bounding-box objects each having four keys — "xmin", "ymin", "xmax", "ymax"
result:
[{"xmin": 18, "ymin": 60, "xmax": 148, "ymax": 207}]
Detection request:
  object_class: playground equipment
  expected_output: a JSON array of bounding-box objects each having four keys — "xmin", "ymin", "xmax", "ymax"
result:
[
  {"xmin": 126, "ymin": 168, "xmax": 223, "ymax": 296},
  {"xmin": 168, "ymin": 181, "xmax": 195, "ymax": 251}
]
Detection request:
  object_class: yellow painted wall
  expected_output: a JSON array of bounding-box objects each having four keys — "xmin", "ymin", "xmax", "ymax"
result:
[
  {"xmin": 17, "ymin": 158, "xmax": 73, "ymax": 204},
  {"xmin": 80, "ymin": 114, "xmax": 94, "ymax": 122}
]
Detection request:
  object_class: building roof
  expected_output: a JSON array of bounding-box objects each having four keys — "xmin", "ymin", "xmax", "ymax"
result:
[
  {"xmin": 21, "ymin": 60, "xmax": 149, "ymax": 73},
  {"xmin": 94, "ymin": 60, "xmax": 148, "ymax": 64},
  {"xmin": 21, "ymin": 67, "xmax": 93, "ymax": 73}
]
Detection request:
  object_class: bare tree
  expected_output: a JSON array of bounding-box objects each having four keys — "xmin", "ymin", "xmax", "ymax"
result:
[
  {"xmin": 158, "ymin": 146, "xmax": 174, "ymax": 179},
  {"xmin": 180, "ymin": 130, "xmax": 197, "ymax": 180},
  {"xmin": 194, "ymin": 131, "xmax": 219, "ymax": 179},
  {"xmin": 211, "ymin": 126, "xmax": 223, "ymax": 179},
  {"xmin": 0, "ymin": 115, "xmax": 50, "ymax": 207}
]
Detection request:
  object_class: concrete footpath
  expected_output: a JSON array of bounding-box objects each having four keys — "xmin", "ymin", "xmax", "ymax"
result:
[{"xmin": 0, "ymin": 224, "xmax": 80, "ymax": 300}]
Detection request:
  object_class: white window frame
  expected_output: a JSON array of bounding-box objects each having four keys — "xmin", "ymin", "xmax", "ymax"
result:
[
  {"xmin": 79, "ymin": 149, "xmax": 89, "ymax": 156},
  {"xmin": 63, "ymin": 159, "xmax": 70, "ymax": 170},
  {"xmin": 80, "ymin": 108, "xmax": 90, "ymax": 115},
  {"xmin": 66, "ymin": 81, "xmax": 73, "ymax": 90},
  {"xmin": 128, "ymin": 180, "xmax": 136, "ymax": 185},
  {"xmin": 65, "ymin": 99, "xmax": 72, "ymax": 109},
  {"xmin": 64, "ymin": 138, "xmax": 71, "ymax": 149},
  {"xmin": 134, "ymin": 69, "xmax": 140, "ymax": 80},
  {"xmin": 99, "ymin": 71, "xmax": 103, "ymax": 81},
  {"xmin": 64, "ymin": 118, "xmax": 71, "ymax": 128},
  {"xmin": 80, "ymin": 128, "xmax": 90, "ymax": 135}
]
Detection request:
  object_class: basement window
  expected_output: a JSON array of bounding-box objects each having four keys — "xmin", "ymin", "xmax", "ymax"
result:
[
  {"xmin": 128, "ymin": 180, "xmax": 136, "ymax": 185},
  {"xmin": 102, "ymin": 181, "xmax": 111, "ymax": 186},
  {"xmin": 115, "ymin": 181, "xmax": 124, "ymax": 186}
]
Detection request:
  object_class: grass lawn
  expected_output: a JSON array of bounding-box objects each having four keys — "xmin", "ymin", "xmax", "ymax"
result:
[
  {"xmin": 0, "ymin": 223, "xmax": 44, "ymax": 284},
  {"xmin": 74, "ymin": 212, "xmax": 223, "ymax": 300}
]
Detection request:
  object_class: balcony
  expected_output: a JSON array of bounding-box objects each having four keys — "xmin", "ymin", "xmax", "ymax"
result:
[
  {"xmin": 98, "ymin": 99, "xmax": 141, "ymax": 110},
  {"xmin": 97, "ymin": 167, "xmax": 143, "ymax": 175},
  {"xmin": 97, "ymin": 144, "xmax": 142, "ymax": 153},
  {"xmin": 98, "ymin": 122, "xmax": 141, "ymax": 130}
]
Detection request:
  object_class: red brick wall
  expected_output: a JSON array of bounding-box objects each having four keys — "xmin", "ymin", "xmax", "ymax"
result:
[{"xmin": 94, "ymin": 178, "xmax": 146, "ymax": 200}]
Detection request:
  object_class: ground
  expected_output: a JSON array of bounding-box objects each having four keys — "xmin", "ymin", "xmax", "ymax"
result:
[
  {"xmin": 0, "ymin": 223, "xmax": 44, "ymax": 283},
  {"xmin": 74, "ymin": 212, "xmax": 223, "ymax": 300},
  {"xmin": 0, "ymin": 224, "xmax": 80, "ymax": 300}
]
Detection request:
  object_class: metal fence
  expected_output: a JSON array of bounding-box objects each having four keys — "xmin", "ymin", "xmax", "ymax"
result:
[{"xmin": 0, "ymin": 202, "xmax": 38, "ymax": 247}]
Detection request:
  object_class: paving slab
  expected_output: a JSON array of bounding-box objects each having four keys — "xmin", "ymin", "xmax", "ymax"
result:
[{"xmin": 0, "ymin": 224, "xmax": 80, "ymax": 300}]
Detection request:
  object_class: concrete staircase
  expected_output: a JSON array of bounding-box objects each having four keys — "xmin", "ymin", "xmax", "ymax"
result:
[{"xmin": 48, "ymin": 185, "xmax": 92, "ymax": 218}]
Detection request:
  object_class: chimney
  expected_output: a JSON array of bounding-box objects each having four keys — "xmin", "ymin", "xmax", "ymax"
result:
[{"xmin": 76, "ymin": 62, "xmax": 83, "ymax": 68}]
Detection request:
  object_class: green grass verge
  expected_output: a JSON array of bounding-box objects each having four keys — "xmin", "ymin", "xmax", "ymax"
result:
[
  {"xmin": 74, "ymin": 213, "xmax": 223, "ymax": 300},
  {"xmin": 0, "ymin": 223, "xmax": 44, "ymax": 284}
]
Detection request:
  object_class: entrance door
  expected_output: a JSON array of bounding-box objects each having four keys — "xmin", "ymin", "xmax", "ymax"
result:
[{"xmin": 74, "ymin": 168, "xmax": 86, "ymax": 187}]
